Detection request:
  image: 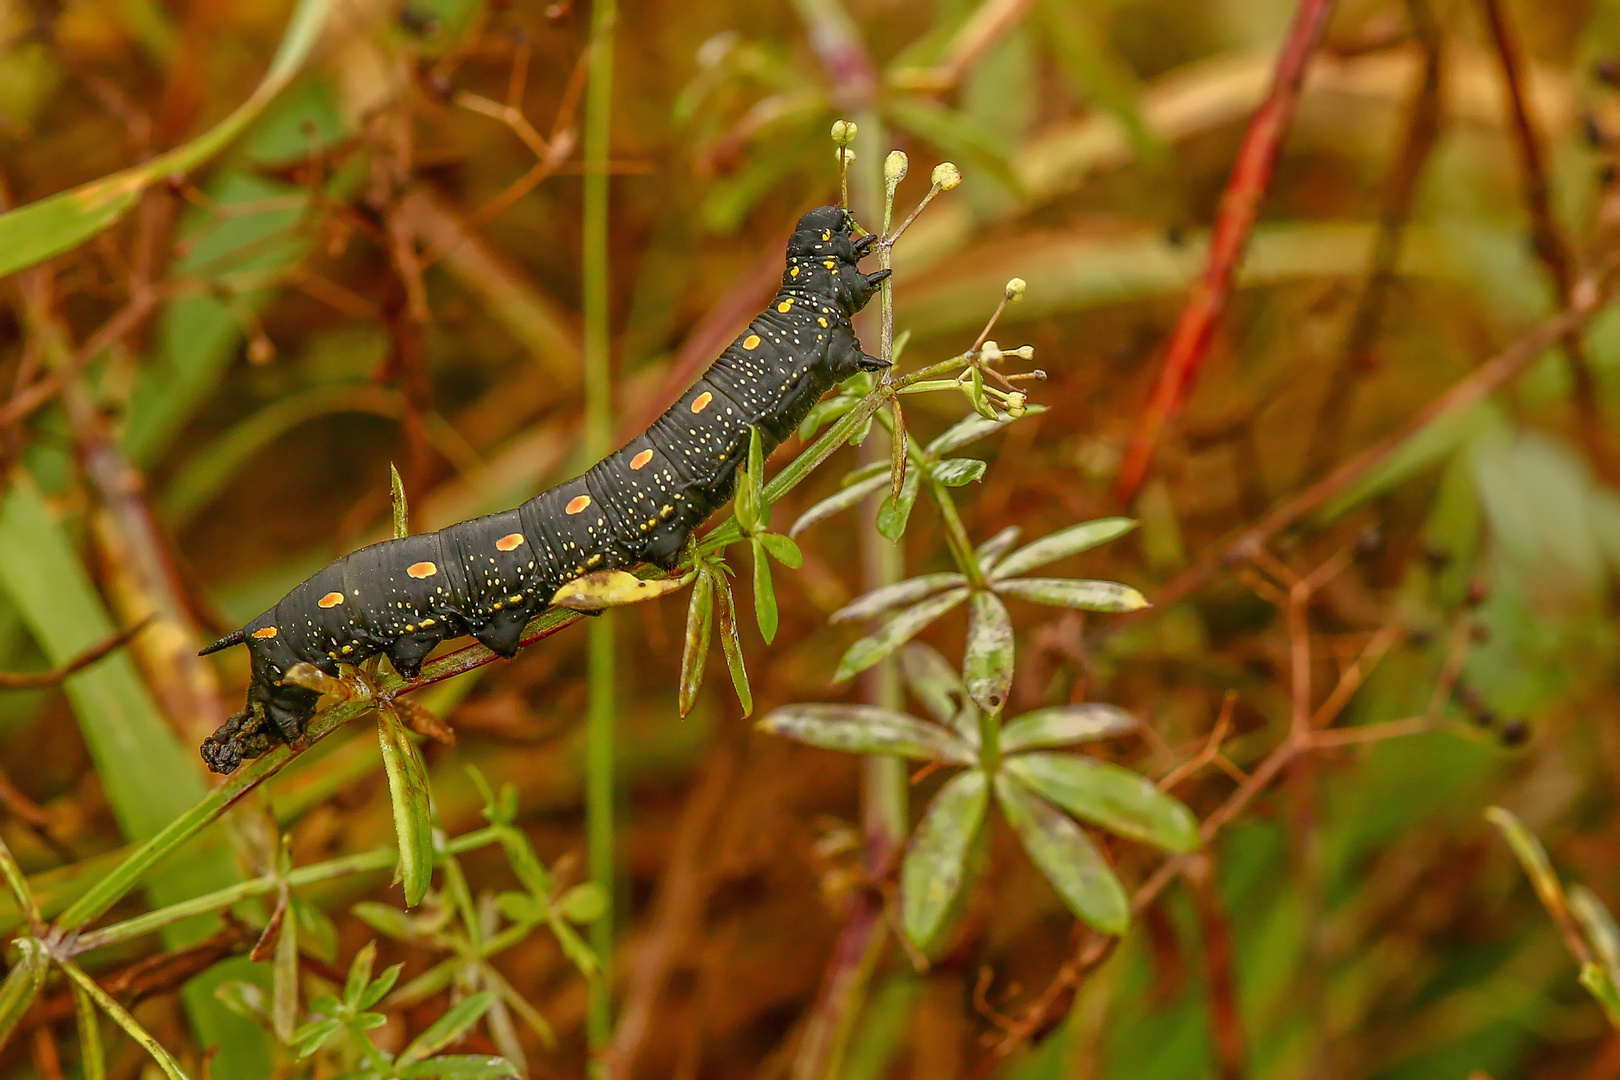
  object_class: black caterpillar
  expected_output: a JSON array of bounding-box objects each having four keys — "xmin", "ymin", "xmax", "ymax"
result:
[{"xmin": 199, "ymin": 206, "xmax": 888, "ymax": 773}]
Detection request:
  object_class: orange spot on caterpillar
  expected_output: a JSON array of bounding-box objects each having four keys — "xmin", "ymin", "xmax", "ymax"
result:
[
  {"xmin": 567, "ymin": 495, "xmax": 592, "ymax": 515},
  {"xmin": 252, "ymin": 627, "xmax": 278, "ymax": 639},
  {"xmin": 691, "ymin": 392, "xmax": 713, "ymax": 414},
  {"xmin": 743, "ymin": 334, "xmax": 761, "ymax": 350},
  {"xmin": 318, "ymin": 592, "xmax": 345, "ymax": 608},
  {"xmin": 776, "ymin": 299, "xmax": 794, "ymax": 312},
  {"xmin": 631, "ymin": 449, "xmax": 654, "ymax": 470},
  {"xmin": 407, "ymin": 561, "xmax": 438, "ymax": 579},
  {"xmin": 496, "ymin": 533, "xmax": 525, "ymax": 551}
]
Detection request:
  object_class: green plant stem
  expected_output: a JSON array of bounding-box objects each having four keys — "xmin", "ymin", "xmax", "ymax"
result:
[
  {"xmin": 71, "ymin": 829, "xmax": 501, "ymax": 954},
  {"xmin": 582, "ymin": 0, "xmax": 618, "ymax": 1060},
  {"xmin": 59, "ymin": 958, "xmax": 188, "ymax": 1080}
]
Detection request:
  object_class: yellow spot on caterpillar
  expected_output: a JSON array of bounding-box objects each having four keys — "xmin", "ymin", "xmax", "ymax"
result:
[
  {"xmin": 407, "ymin": 561, "xmax": 438, "ymax": 579},
  {"xmin": 821, "ymin": 230, "xmax": 831, "ymax": 240},
  {"xmin": 341, "ymin": 645, "xmax": 354, "ymax": 654},
  {"xmin": 777, "ymin": 299, "xmax": 794, "ymax": 312},
  {"xmin": 496, "ymin": 532, "xmax": 525, "ymax": 551},
  {"xmin": 421, "ymin": 618, "xmax": 437, "ymax": 627},
  {"xmin": 567, "ymin": 495, "xmax": 592, "ymax": 515},
  {"xmin": 818, "ymin": 317, "xmax": 828, "ymax": 327},
  {"xmin": 631, "ymin": 449, "xmax": 654, "ymax": 470},
  {"xmin": 743, "ymin": 334, "xmax": 761, "ymax": 350},
  {"xmin": 587, "ymin": 553, "xmax": 603, "ymax": 566},
  {"xmin": 318, "ymin": 592, "xmax": 345, "ymax": 608},
  {"xmin": 252, "ymin": 627, "xmax": 278, "ymax": 639},
  {"xmin": 824, "ymin": 260, "xmax": 836, "ymax": 270},
  {"xmin": 405, "ymin": 624, "xmax": 416, "ymax": 633},
  {"xmin": 692, "ymin": 392, "xmax": 713, "ymax": 414},
  {"xmin": 790, "ymin": 266, "xmax": 800, "ymax": 277}
]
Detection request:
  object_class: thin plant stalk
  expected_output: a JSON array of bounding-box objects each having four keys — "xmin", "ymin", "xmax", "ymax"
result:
[{"xmin": 581, "ymin": 0, "xmax": 618, "ymax": 1062}]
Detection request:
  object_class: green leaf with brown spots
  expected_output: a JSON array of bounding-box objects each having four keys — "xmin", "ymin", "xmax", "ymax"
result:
[
  {"xmin": 902, "ymin": 769, "xmax": 989, "ymax": 951},
  {"xmin": 679, "ymin": 570, "xmax": 715, "ymax": 717},
  {"xmin": 990, "ymin": 518, "xmax": 1137, "ymax": 579},
  {"xmin": 962, "ymin": 591, "xmax": 1014, "ymax": 713},
  {"xmin": 1004, "ymin": 752, "xmax": 1200, "ymax": 852},
  {"xmin": 758, "ymin": 705, "xmax": 976, "ymax": 762},
  {"xmin": 995, "ymin": 774, "xmax": 1128, "ymax": 935},
  {"xmin": 1000, "ymin": 704, "xmax": 1137, "ymax": 753},
  {"xmin": 833, "ymin": 587, "xmax": 971, "ymax": 683},
  {"xmin": 831, "ymin": 573, "xmax": 968, "ymax": 624},
  {"xmin": 791, "ymin": 472, "xmax": 888, "ymax": 536},
  {"xmin": 993, "ymin": 578, "xmax": 1149, "ymax": 612}
]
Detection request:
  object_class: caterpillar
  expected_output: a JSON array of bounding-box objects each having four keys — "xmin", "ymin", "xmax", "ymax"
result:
[{"xmin": 199, "ymin": 206, "xmax": 888, "ymax": 773}]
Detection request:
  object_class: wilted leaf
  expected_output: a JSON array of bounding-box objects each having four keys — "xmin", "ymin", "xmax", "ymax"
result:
[
  {"xmin": 831, "ymin": 573, "xmax": 968, "ymax": 624},
  {"xmin": 902, "ymin": 770, "xmax": 989, "ymax": 950},
  {"xmin": 1004, "ymin": 753, "xmax": 1200, "ymax": 852},
  {"xmin": 550, "ymin": 569, "xmax": 692, "ymax": 610},
  {"xmin": 1000, "ymin": 704, "xmax": 1137, "ymax": 753},
  {"xmin": 876, "ymin": 467, "xmax": 921, "ymax": 542},
  {"xmin": 377, "ymin": 710, "xmax": 434, "ymax": 908},
  {"xmin": 679, "ymin": 570, "xmax": 715, "ymax": 716},
  {"xmin": 399, "ymin": 991, "xmax": 497, "ymax": 1064},
  {"xmin": 930, "ymin": 458, "xmax": 987, "ymax": 487},
  {"xmin": 717, "ymin": 578, "xmax": 752, "ymax": 716},
  {"xmin": 752, "ymin": 537, "xmax": 778, "ymax": 644},
  {"xmin": 833, "ymin": 587, "xmax": 971, "ymax": 682},
  {"xmin": 758, "ymin": 704, "xmax": 976, "ymax": 762},
  {"xmin": 791, "ymin": 472, "xmax": 888, "ymax": 536},
  {"xmin": 993, "ymin": 578, "xmax": 1148, "ymax": 612},
  {"xmin": 991, "ymin": 518, "xmax": 1137, "ymax": 579},
  {"xmin": 994, "ymin": 774, "xmax": 1128, "ymax": 935},
  {"xmin": 962, "ymin": 591, "xmax": 1014, "ymax": 713}
]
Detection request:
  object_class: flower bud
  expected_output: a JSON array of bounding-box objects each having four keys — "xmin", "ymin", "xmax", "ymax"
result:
[
  {"xmin": 884, "ymin": 150, "xmax": 909, "ymax": 184},
  {"xmin": 979, "ymin": 339, "xmax": 1003, "ymax": 362},
  {"xmin": 830, "ymin": 119, "xmax": 858, "ymax": 147},
  {"xmin": 835, "ymin": 147, "xmax": 856, "ymax": 166},
  {"xmin": 931, "ymin": 161, "xmax": 962, "ymax": 190},
  {"xmin": 1006, "ymin": 391, "xmax": 1027, "ymax": 417},
  {"xmin": 1005, "ymin": 277, "xmax": 1026, "ymax": 303},
  {"xmin": 1013, "ymin": 345, "xmax": 1035, "ymax": 360}
]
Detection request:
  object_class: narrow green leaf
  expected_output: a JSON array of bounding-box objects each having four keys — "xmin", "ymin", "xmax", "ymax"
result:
[
  {"xmin": 994, "ymin": 774, "xmax": 1128, "ymax": 935},
  {"xmin": 547, "ymin": 915, "xmax": 601, "ymax": 979},
  {"xmin": 398, "ymin": 1056, "xmax": 522, "ymax": 1079},
  {"xmin": 679, "ymin": 570, "xmax": 716, "ymax": 716},
  {"xmin": 902, "ymin": 770, "xmax": 989, "ymax": 950},
  {"xmin": 378, "ymin": 711, "xmax": 434, "ymax": 908},
  {"xmin": 359, "ymin": 963, "xmax": 405, "ymax": 1010},
  {"xmin": 0, "ymin": 940, "xmax": 49, "ymax": 1049},
  {"xmin": 991, "ymin": 518, "xmax": 1137, "ymax": 579},
  {"xmin": 1486, "ymin": 806, "xmax": 1569, "ymax": 923},
  {"xmin": 717, "ymin": 577, "xmax": 753, "ymax": 716},
  {"xmin": 925, "ymin": 405, "xmax": 1046, "ymax": 456},
  {"xmin": 799, "ymin": 395, "xmax": 857, "ymax": 441},
  {"xmin": 975, "ymin": 526, "xmax": 1022, "ymax": 573},
  {"xmin": 1004, "ymin": 753, "xmax": 1200, "ymax": 853},
  {"xmin": 1571, "ymin": 886, "xmax": 1620, "ymax": 978},
  {"xmin": 345, "ymin": 941, "xmax": 378, "ymax": 1006},
  {"xmin": 1001, "ymin": 704, "xmax": 1137, "ymax": 753},
  {"xmin": 400, "ymin": 991, "xmax": 497, "ymax": 1064},
  {"xmin": 73, "ymin": 974, "xmax": 107, "ymax": 1080},
  {"xmin": 930, "ymin": 458, "xmax": 987, "ymax": 487},
  {"xmin": 758, "ymin": 704, "xmax": 976, "ymax": 762},
  {"xmin": 875, "ymin": 466, "xmax": 921, "ymax": 542},
  {"xmin": 351, "ymin": 901, "xmax": 418, "ymax": 941},
  {"xmin": 834, "ymin": 588, "xmax": 971, "ymax": 682},
  {"xmin": 962, "ymin": 591, "xmax": 1014, "ymax": 713},
  {"xmin": 752, "ymin": 537, "xmax": 779, "ymax": 644},
  {"xmin": 758, "ymin": 532, "xmax": 803, "ymax": 568},
  {"xmin": 749, "ymin": 424, "xmax": 767, "ymax": 498},
  {"xmin": 0, "ymin": 0, "xmax": 335, "ymax": 277},
  {"xmin": 791, "ymin": 472, "xmax": 888, "ymax": 536},
  {"xmin": 735, "ymin": 455, "xmax": 762, "ymax": 534},
  {"xmin": 390, "ymin": 462, "xmax": 410, "ymax": 539},
  {"xmin": 60, "ymin": 958, "xmax": 189, "ymax": 1080},
  {"xmin": 832, "ymin": 573, "xmax": 968, "ymax": 624},
  {"xmin": 964, "ymin": 364, "xmax": 998, "ymax": 420},
  {"xmin": 889, "ymin": 404, "xmax": 909, "ymax": 504},
  {"xmin": 993, "ymin": 578, "xmax": 1148, "ymax": 612},
  {"xmin": 294, "ymin": 1017, "xmax": 344, "ymax": 1058}
]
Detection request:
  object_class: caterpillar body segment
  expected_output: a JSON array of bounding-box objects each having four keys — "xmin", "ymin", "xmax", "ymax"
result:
[{"xmin": 200, "ymin": 206, "xmax": 887, "ymax": 773}]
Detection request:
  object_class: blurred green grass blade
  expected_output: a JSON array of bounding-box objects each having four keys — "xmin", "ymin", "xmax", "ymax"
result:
[
  {"xmin": 378, "ymin": 711, "xmax": 435, "ymax": 908},
  {"xmin": 0, "ymin": 481, "xmax": 270, "ymax": 1075},
  {"xmin": 901, "ymin": 768, "xmax": 988, "ymax": 950},
  {"xmin": 72, "ymin": 975, "xmax": 108, "ymax": 1080},
  {"xmin": 0, "ymin": 0, "xmax": 334, "ymax": 278}
]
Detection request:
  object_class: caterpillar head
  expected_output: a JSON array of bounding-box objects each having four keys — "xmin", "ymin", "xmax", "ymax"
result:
[{"xmin": 786, "ymin": 205, "xmax": 888, "ymax": 315}]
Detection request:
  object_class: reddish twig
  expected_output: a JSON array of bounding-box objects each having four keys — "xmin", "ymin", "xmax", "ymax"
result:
[
  {"xmin": 0, "ymin": 618, "xmax": 152, "ymax": 689},
  {"xmin": 1189, "ymin": 856, "xmax": 1246, "ymax": 1080},
  {"xmin": 1476, "ymin": 0, "xmax": 1609, "ymax": 461},
  {"xmin": 1114, "ymin": 0, "xmax": 1339, "ymax": 503}
]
